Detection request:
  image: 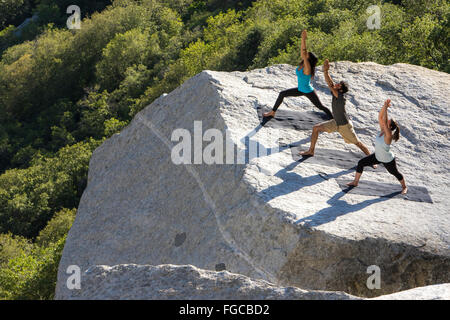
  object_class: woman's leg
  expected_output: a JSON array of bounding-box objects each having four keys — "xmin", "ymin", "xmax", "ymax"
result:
[
  {"xmin": 354, "ymin": 141, "xmax": 378, "ymax": 169},
  {"xmin": 347, "ymin": 154, "xmax": 379, "ymax": 187},
  {"xmin": 264, "ymin": 88, "xmax": 303, "ymax": 117},
  {"xmin": 305, "ymin": 91, "xmax": 333, "ymax": 119},
  {"xmin": 383, "ymin": 159, "xmax": 408, "ymax": 194}
]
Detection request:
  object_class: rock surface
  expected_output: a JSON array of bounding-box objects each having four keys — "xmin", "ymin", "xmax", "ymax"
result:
[
  {"xmin": 371, "ymin": 283, "xmax": 450, "ymax": 300},
  {"xmin": 56, "ymin": 62, "xmax": 450, "ymax": 299},
  {"xmin": 61, "ymin": 264, "xmax": 359, "ymax": 300},
  {"xmin": 59, "ymin": 264, "xmax": 449, "ymax": 300}
]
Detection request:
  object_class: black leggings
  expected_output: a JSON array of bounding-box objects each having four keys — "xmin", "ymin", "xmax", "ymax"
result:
[
  {"xmin": 356, "ymin": 154, "xmax": 404, "ymax": 181},
  {"xmin": 272, "ymin": 88, "xmax": 333, "ymax": 119}
]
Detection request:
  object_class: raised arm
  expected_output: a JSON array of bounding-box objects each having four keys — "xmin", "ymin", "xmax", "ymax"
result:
[
  {"xmin": 323, "ymin": 59, "xmax": 339, "ymax": 98},
  {"xmin": 300, "ymin": 30, "xmax": 311, "ymax": 75},
  {"xmin": 379, "ymin": 99, "xmax": 392, "ymax": 143}
]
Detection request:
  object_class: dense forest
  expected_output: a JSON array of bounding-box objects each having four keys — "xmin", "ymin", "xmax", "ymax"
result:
[{"xmin": 0, "ymin": 0, "xmax": 448, "ymax": 299}]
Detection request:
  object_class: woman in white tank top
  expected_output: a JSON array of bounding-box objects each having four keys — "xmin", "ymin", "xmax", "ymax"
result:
[
  {"xmin": 347, "ymin": 99, "xmax": 408, "ymax": 194},
  {"xmin": 374, "ymin": 133, "xmax": 394, "ymax": 163}
]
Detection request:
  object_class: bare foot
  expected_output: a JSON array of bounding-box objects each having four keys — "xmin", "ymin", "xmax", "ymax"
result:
[
  {"xmin": 300, "ymin": 150, "xmax": 314, "ymax": 157},
  {"xmin": 347, "ymin": 181, "xmax": 358, "ymax": 187},
  {"xmin": 401, "ymin": 187, "xmax": 408, "ymax": 195},
  {"xmin": 263, "ymin": 110, "xmax": 276, "ymax": 118},
  {"xmin": 372, "ymin": 164, "xmax": 378, "ymax": 169}
]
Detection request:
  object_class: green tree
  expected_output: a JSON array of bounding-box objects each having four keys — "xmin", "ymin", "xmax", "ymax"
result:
[
  {"xmin": 96, "ymin": 28, "xmax": 152, "ymax": 91},
  {"xmin": 0, "ymin": 233, "xmax": 32, "ymax": 266},
  {"xmin": 0, "ymin": 139, "xmax": 99, "ymax": 238},
  {"xmin": 0, "ymin": 208, "xmax": 74, "ymax": 300},
  {"xmin": 400, "ymin": 14, "xmax": 448, "ymax": 70},
  {"xmin": 0, "ymin": 0, "xmax": 34, "ymax": 29},
  {"xmin": 36, "ymin": 208, "xmax": 76, "ymax": 247},
  {"xmin": 0, "ymin": 236, "xmax": 66, "ymax": 299}
]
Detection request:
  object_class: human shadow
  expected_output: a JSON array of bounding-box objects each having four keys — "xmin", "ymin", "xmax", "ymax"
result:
[
  {"xmin": 256, "ymin": 106, "xmax": 329, "ymax": 130},
  {"xmin": 240, "ymin": 122, "xmax": 310, "ymax": 163},
  {"xmin": 294, "ymin": 187, "xmax": 402, "ymax": 227},
  {"xmin": 257, "ymin": 161, "xmax": 354, "ymax": 201},
  {"xmin": 260, "ymin": 115, "xmax": 273, "ymax": 127}
]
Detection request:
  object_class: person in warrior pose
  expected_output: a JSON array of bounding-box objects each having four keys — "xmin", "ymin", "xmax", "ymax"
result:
[
  {"xmin": 263, "ymin": 30, "xmax": 333, "ymax": 119},
  {"xmin": 347, "ymin": 99, "xmax": 408, "ymax": 195},
  {"xmin": 299, "ymin": 59, "xmax": 374, "ymax": 162}
]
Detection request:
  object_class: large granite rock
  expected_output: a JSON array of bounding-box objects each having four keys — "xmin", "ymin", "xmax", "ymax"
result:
[
  {"xmin": 62, "ymin": 264, "xmax": 360, "ymax": 300},
  {"xmin": 372, "ymin": 283, "xmax": 450, "ymax": 300},
  {"xmin": 56, "ymin": 62, "xmax": 450, "ymax": 299},
  {"xmin": 59, "ymin": 264, "xmax": 449, "ymax": 300}
]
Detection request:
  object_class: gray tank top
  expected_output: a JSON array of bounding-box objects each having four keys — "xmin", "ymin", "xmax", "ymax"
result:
[
  {"xmin": 375, "ymin": 134, "xmax": 394, "ymax": 163},
  {"xmin": 332, "ymin": 92, "xmax": 349, "ymax": 126}
]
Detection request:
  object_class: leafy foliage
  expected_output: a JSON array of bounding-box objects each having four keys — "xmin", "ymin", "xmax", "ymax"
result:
[
  {"xmin": 0, "ymin": 236, "xmax": 66, "ymax": 299},
  {"xmin": 0, "ymin": 140, "xmax": 99, "ymax": 238},
  {"xmin": 0, "ymin": 208, "xmax": 75, "ymax": 299}
]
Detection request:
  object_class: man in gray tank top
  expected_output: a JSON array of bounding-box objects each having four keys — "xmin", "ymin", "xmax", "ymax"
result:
[
  {"xmin": 332, "ymin": 91, "xmax": 349, "ymax": 126},
  {"xmin": 300, "ymin": 59, "xmax": 374, "ymax": 160}
]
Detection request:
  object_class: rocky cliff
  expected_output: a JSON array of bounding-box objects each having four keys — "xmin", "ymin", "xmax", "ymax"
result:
[
  {"xmin": 58, "ymin": 264, "xmax": 450, "ymax": 300},
  {"xmin": 55, "ymin": 62, "xmax": 450, "ymax": 299}
]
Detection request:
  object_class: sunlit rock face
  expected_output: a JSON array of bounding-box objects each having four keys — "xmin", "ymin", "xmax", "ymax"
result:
[{"xmin": 56, "ymin": 62, "xmax": 450, "ymax": 299}]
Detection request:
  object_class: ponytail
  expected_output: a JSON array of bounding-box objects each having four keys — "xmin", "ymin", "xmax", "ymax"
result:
[
  {"xmin": 308, "ymin": 52, "xmax": 318, "ymax": 79},
  {"xmin": 390, "ymin": 120, "xmax": 400, "ymax": 142}
]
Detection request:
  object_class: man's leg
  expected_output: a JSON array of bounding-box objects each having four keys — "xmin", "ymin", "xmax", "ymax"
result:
[
  {"xmin": 300, "ymin": 120, "xmax": 335, "ymax": 156},
  {"xmin": 355, "ymin": 141, "xmax": 370, "ymax": 156},
  {"xmin": 340, "ymin": 123, "xmax": 378, "ymax": 169},
  {"xmin": 264, "ymin": 88, "xmax": 302, "ymax": 117},
  {"xmin": 299, "ymin": 124, "xmax": 325, "ymax": 156}
]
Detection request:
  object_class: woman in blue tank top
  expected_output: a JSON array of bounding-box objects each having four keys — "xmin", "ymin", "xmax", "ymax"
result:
[
  {"xmin": 263, "ymin": 30, "xmax": 332, "ymax": 119},
  {"xmin": 347, "ymin": 99, "xmax": 408, "ymax": 194}
]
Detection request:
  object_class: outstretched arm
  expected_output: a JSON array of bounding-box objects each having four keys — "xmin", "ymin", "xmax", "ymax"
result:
[
  {"xmin": 379, "ymin": 99, "xmax": 392, "ymax": 143},
  {"xmin": 300, "ymin": 30, "xmax": 311, "ymax": 75},
  {"xmin": 323, "ymin": 59, "xmax": 338, "ymax": 98}
]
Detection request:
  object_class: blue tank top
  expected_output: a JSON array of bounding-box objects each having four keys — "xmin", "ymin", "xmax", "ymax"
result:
[
  {"xmin": 374, "ymin": 134, "xmax": 394, "ymax": 163},
  {"xmin": 296, "ymin": 67, "xmax": 314, "ymax": 93}
]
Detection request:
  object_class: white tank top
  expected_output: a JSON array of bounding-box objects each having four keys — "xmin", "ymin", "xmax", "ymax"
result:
[{"xmin": 375, "ymin": 134, "xmax": 394, "ymax": 163}]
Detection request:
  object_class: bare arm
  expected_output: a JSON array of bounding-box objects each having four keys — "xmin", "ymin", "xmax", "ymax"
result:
[
  {"xmin": 300, "ymin": 30, "xmax": 311, "ymax": 75},
  {"xmin": 379, "ymin": 99, "xmax": 392, "ymax": 144},
  {"xmin": 323, "ymin": 59, "xmax": 338, "ymax": 98}
]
